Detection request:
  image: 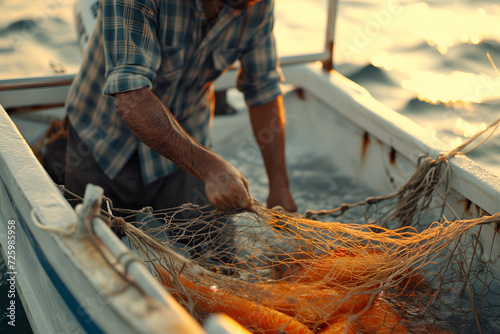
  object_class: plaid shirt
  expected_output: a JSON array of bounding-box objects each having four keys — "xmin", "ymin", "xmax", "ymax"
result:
[{"xmin": 65, "ymin": 0, "xmax": 283, "ymax": 184}]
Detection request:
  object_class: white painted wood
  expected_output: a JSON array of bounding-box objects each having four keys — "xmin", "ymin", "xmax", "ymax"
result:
[
  {"xmin": 0, "ymin": 180, "xmax": 59, "ymax": 334},
  {"xmin": 0, "ymin": 86, "xmax": 71, "ymax": 110},
  {"xmin": 281, "ymin": 63, "xmax": 500, "ymax": 215},
  {"xmin": 0, "ymin": 105, "xmax": 206, "ymax": 334}
]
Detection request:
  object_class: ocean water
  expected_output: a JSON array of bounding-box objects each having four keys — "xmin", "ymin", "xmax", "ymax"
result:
[
  {"xmin": 1, "ymin": 0, "xmax": 499, "ymax": 173},
  {"xmin": 1, "ymin": 0, "xmax": 499, "ymax": 333},
  {"xmin": 334, "ymin": 0, "xmax": 500, "ymax": 177}
]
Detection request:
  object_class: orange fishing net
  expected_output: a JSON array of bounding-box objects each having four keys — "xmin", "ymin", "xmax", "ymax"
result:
[
  {"xmin": 59, "ymin": 121, "xmax": 500, "ymax": 334},
  {"xmin": 94, "ymin": 152, "xmax": 500, "ymax": 334}
]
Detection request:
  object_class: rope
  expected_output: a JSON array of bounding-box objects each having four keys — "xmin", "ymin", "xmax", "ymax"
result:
[{"xmin": 30, "ymin": 208, "xmax": 76, "ymax": 237}]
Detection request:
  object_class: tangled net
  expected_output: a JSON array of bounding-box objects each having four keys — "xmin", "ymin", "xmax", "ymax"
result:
[
  {"xmin": 67, "ymin": 157, "xmax": 498, "ymax": 333},
  {"xmin": 59, "ymin": 121, "xmax": 500, "ymax": 334}
]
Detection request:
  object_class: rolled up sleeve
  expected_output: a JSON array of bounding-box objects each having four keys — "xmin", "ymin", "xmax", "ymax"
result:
[
  {"xmin": 237, "ymin": 1, "xmax": 284, "ymax": 107},
  {"xmin": 102, "ymin": 0, "xmax": 161, "ymax": 95}
]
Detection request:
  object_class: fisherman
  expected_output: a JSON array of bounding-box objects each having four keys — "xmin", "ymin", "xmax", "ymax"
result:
[{"xmin": 64, "ymin": 0, "xmax": 296, "ymax": 253}]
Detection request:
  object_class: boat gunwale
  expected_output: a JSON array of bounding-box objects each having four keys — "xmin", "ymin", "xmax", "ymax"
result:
[
  {"xmin": 282, "ymin": 63, "xmax": 500, "ymax": 217},
  {"xmin": 0, "ymin": 105, "xmax": 206, "ymax": 334}
]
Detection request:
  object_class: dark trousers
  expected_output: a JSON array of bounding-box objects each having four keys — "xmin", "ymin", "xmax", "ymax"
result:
[
  {"xmin": 64, "ymin": 123, "xmax": 230, "ymax": 254},
  {"xmin": 64, "ymin": 123, "xmax": 209, "ymax": 211}
]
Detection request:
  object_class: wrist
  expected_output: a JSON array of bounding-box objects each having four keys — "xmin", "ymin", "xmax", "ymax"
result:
[
  {"xmin": 199, "ymin": 153, "xmax": 228, "ymax": 183},
  {"xmin": 269, "ymin": 175, "xmax": 290, "ymax": 192}
]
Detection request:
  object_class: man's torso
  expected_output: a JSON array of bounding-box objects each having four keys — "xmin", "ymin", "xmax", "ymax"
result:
[{"xmin": 65, "ymin": 0, "xmax": 281, "ymax": 184}]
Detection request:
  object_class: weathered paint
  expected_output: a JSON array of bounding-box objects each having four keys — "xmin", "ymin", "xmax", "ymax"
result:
[
  {"xmin": 463, "ymin": 198, "xmax": 472, "ymax": 216},
  {"xmin": 296, "ymin": 88, "xmax": 306, "ymax": 100},
  {"xmin": 323, "ymin": 40, "xmax": 334, "ymax": 72},
  {"xmin": 389, "ymin": 147, "xmax": 397, "ymax": 165},
  {"xmin": 361, "ymin": 131, "xmax": 370, "ymax": 164}
]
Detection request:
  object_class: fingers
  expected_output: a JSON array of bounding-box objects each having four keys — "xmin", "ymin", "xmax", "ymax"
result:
[
  {"xmin": 203, "ymin": 159, "xmax": 254, "ymax": 210},
  {"xmin": 283, "ymin": 200, "xmax": 297, "ymax": 213},
  {"xmin": 239, "ymin": 193, "xmax": 253, "ymax": 208},
  {"xmin": 269, "ymin": 200, "xmax": 297, "ymax": 213},
  {"xmin": 267, "ymin": 188, "xmax": 297, "ymax": 212},
  {"xmin": 237, "ymin": 187, "xmax": 253, "ymax": 209},
  {"xmin": 210, "ymin": 193, "xmax": 252, "ymax": 210},
  {"xmin": 206, "ymin": 177, "xmax": 253, "ymax": 210}
]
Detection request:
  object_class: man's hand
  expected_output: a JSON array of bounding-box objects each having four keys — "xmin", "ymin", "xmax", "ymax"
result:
[
  {"xmin": 267, "ymin": 184, "xmax": 297, "ymax": 212},
  {"xmin": 204, "ymin": 158, "xmax": 253, "ymax": 210}
]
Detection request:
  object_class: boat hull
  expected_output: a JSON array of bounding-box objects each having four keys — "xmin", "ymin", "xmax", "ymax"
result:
[{"xmin": 1, "ymin": 62, "xmax": 499, "ymax": 333}]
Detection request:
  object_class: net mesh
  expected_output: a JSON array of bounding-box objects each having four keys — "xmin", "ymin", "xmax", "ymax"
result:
[
  {"xmin": 60, "ymin": 150, "xmax": 500, "ymax": 334},
  {"xmin": 59, "ymin": 121, "xmax": 500, "ymax": 334}
]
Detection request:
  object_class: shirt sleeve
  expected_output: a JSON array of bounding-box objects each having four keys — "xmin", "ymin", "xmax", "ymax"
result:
[
  {"xmin": 237, "ymin": 0, "xmax": 284, "ymax": 107},
  {"xmin": 102, "ymin": 0, "xmax": 161, "ymax": 95}
]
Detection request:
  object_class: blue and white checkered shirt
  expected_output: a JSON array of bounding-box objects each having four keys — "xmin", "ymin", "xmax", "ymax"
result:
[{"xmin": 65, "ymin": 0, "xmax": 283, "ymax": 184}]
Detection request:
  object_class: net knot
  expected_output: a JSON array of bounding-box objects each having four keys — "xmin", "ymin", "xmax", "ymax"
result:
[
  {"xmin": 140, "ymin": 206, "xmax": 154, "ymax": 214},
  {"xmin": 110, "ymin": 216, "xmax": 126, "ymax": 229},
  {"xmin": 181, "ymin": 203, "xmax": 199, "ymax": 210}
]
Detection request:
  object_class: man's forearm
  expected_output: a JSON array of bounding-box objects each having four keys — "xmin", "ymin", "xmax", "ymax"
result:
[
  {"xmin": 248, "ymin": 96, "xmax": 290, "ymax": 191},
  {"xmin": 115, "ymin": 87, "xmax": 252, "ymax": 209},
  {"xmin": 249, "ymin": 95, "xmax": 295, "ymax": 211},
  {"xmin": 114, "ymin": 87, "xmax": 218, "ymax": 181}
]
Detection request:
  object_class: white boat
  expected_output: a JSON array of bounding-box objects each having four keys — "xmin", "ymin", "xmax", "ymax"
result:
[{"xmin": 1, "ymin": 0, "xmax": 499, "ymax": 333}]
